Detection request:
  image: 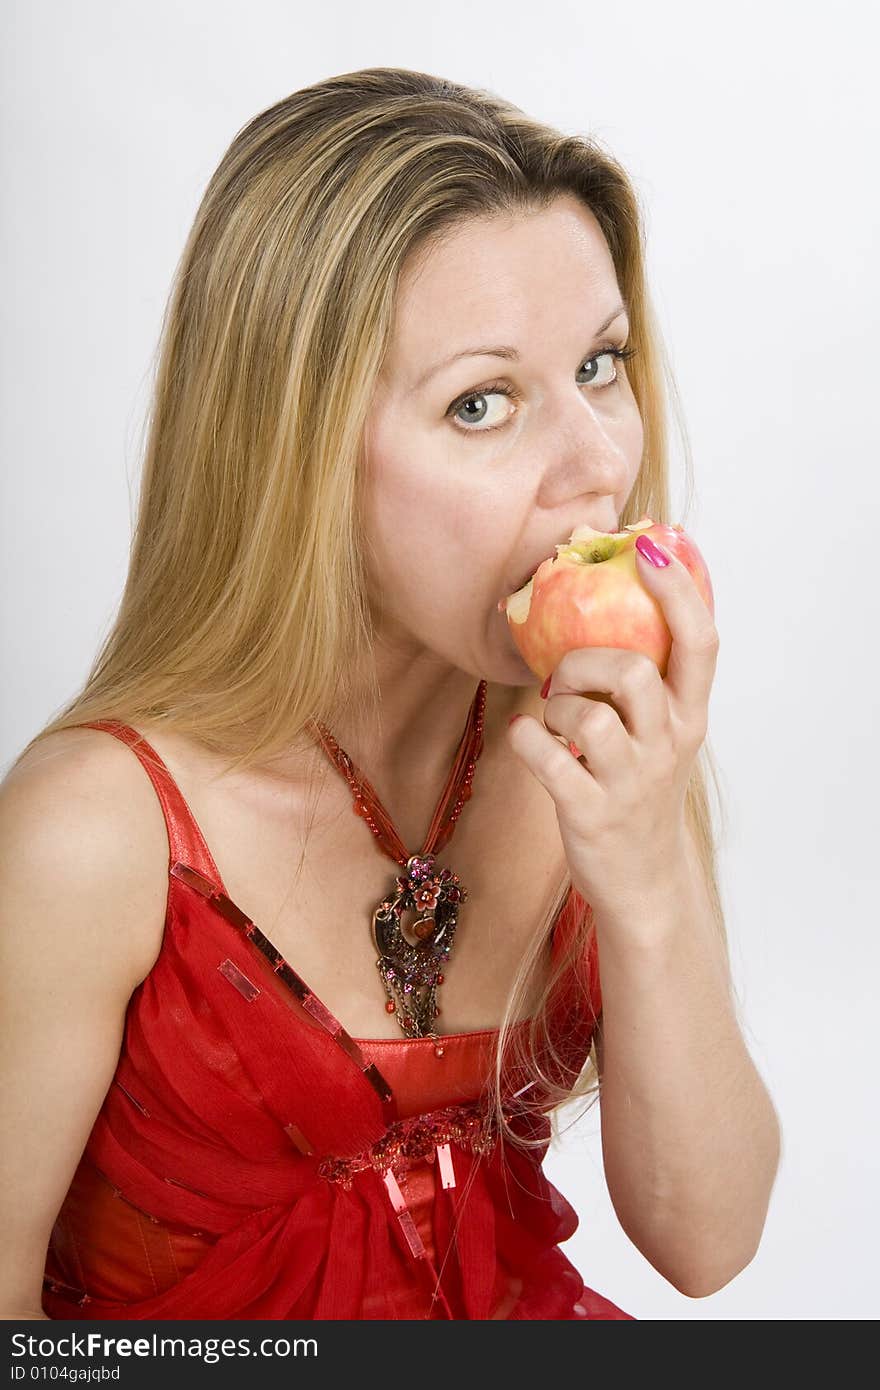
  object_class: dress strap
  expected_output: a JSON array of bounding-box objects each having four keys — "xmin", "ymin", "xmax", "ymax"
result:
[{"xmin": 70, "ymin": 720, "xmax": 225, "ymax": 889}]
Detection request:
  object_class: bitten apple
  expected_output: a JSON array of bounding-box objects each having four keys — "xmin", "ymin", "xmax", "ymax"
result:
[{"xmin": 498, "ymin": 515, "xmax": 714, "ymax": 681}]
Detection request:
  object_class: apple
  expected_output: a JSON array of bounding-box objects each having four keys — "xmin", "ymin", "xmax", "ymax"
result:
[{"xmin": 498, "ymin": 515, "xmax": 714, "ymax": 681}]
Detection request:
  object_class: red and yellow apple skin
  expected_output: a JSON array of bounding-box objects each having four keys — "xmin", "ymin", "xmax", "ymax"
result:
[{"xmin": 499, "ymin": 516, "xmax": 715, "ymax": 682}]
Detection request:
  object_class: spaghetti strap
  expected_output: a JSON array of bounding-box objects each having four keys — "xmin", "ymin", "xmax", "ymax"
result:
[{"xmin": 70, "ymin": 720, "xmax": 226, "ymax": 890}]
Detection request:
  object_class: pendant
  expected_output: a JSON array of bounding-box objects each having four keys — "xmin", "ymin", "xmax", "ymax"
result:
[{"xmin": 371, "ymin": 854, "xmax": 468, "ymax": 1038}]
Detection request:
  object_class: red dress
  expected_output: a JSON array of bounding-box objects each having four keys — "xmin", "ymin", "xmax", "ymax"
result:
[{"xmin": 41, "ymin": 720, "xmax": 634, "ymax": 1320}]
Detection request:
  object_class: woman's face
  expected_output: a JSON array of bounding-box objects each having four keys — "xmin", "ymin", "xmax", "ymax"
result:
[{"xmin": 362, "ymin": 192, "xmax": 645, "ymax": 689}]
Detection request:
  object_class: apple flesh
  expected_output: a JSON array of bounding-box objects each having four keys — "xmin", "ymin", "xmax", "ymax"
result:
[{"xmin": 498, "ymin": 515, "xmax": 714, "ymax": 681}]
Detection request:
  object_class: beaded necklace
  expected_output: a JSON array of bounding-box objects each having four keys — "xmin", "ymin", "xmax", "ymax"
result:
[{"xmin": 307, "ymin": 679, "xmax": 487, "ymax": 1043}]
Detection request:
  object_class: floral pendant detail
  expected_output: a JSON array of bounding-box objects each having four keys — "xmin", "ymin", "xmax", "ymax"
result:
[{"xmin": 371, "ymin": 854, "xmax": 468, "ymax": 1038}]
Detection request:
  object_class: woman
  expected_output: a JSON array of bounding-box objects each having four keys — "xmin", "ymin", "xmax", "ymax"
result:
[{"xmin": 0, "ymin": 67, "xmax": 780, "ymax": 1320}]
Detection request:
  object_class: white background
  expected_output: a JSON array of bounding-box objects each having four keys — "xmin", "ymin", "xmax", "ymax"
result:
[{"xmin": 2, "ymin": 0, "xmax": 878, "ymax": 1320}]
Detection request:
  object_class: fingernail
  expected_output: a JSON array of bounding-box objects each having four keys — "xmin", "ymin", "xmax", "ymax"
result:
[
  {"xmin": 540, "ymin": 675, "xmax": 551, "ymax": 699},
  {"xmin": 508, "ymin": 714, "xmax": 522, "ymax": 727},
  {"xmin": 568, "ymin": 740, "xmax": 582, "ymax": 758},
  {"xmin": 635, "ymin": 534, "xmax": 670, "ymax": 567}
]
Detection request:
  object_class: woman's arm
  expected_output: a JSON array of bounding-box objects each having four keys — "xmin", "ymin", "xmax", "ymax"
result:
[
  {"xmin": 0, "ymin": 733, "xmax": 169, "ymax": 1318},
  {"xmin": 592, "ymin": 823, "xmax": 781, "ymax": 1298}
]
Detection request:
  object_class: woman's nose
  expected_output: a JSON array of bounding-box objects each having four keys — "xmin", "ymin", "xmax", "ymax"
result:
[{"xmin": 548, "ymin": 428, "xmax": 632, "ymax": 502}]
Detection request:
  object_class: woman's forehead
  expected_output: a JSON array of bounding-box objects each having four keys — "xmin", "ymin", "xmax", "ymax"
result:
[{"xmin": 386, "ymin": 202, "xmax": 620, "ymax": 381}]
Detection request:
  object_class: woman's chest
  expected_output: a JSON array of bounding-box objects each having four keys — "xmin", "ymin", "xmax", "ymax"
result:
[{"xmin": 146, "ymin": 725, "xmax": 570, "ymax": 1040}]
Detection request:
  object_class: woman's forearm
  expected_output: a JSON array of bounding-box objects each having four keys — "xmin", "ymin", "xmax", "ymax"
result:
[{"xmin": 592, "ymin": 838, "xmax": 781, "ymax": 1298}]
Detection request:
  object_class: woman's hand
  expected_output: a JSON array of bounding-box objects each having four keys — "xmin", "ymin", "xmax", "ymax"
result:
[{"xmin": 507, "ymin": 535, "xmax": 719, "ymax": 936}]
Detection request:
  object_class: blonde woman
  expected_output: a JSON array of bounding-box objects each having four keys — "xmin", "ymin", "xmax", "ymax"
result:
[{"xmin": 0, "ymin": 67, "xmax": 780, "ymax": 1321}]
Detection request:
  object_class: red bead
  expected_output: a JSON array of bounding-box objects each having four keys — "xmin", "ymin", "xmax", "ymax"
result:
[
  {"xmin": 385, "ymin": 1000, "xmax": 396, "ymax": 1014},
  {"xmin": 437, "ymin": 974, "xmax": 444, "ymax": 985}
]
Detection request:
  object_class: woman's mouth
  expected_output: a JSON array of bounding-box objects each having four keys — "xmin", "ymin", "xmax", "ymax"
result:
[{"xmin": 508, "ymin": 556, "xmax": 548, "ymax": 596}]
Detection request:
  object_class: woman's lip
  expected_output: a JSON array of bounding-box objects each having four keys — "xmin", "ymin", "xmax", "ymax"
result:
[
  {"xmin": 506, "ymin": 573, "xmax": 533, "ymax": 598},
  {"xmin": 509, "ymin": 554, "xmax": 551, "ymax": 593}
]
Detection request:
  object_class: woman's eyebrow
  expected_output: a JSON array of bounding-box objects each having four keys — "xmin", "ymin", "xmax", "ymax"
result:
[{"xmin": 413, "ymin": 302, "xmax": 630, "ymax": 390}]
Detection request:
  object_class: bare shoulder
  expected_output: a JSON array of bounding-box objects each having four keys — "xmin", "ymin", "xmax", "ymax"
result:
[{"xmin": 1, "ymin": 726, "xmax": 171, "ymax": 989}]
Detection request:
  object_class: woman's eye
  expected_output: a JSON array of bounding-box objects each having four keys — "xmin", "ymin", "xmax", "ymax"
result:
[
  {"xmin": 448, "ymin": 384, "xmax": 517, "ymax": 432},
  {"xmin": 446, "ymin": 349, "xmax": 630, "ymax": 436}
]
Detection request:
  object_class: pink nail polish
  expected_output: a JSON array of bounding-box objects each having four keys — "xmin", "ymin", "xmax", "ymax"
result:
[
  {"xmin": 635, "ymin": 534, "xmax": 669, "ymax": 567},
  {"xmin": 540, "ymin": 675, "xmax": 551, "ymax": 699},
  {"xmin": 508, "ymin": 714, "xmax": 522, "ymax": 727}
]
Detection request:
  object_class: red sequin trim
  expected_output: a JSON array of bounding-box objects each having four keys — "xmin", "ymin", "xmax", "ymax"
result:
[{"xmin": 316, "ymin": 1099, "xmax": 502, "ymax": 1190}]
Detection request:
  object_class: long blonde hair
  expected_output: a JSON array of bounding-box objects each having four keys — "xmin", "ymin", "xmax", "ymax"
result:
[{"xmin": 11, "ymin": 66, "xmax": 732, "ymax": 1153}]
